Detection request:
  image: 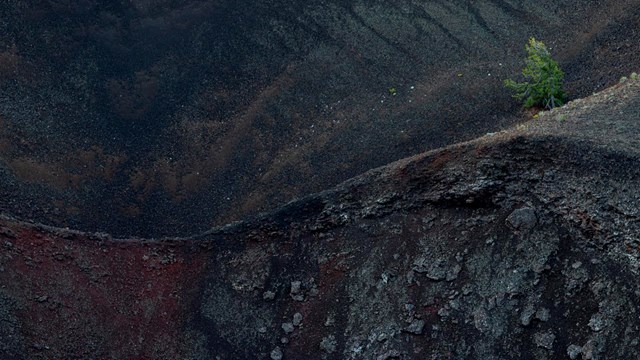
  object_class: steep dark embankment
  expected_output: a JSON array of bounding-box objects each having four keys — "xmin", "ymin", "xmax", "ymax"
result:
[
  {"xmin": 0, "ymin": 0, "xmax": 639, "ymax": 237},
  {"xmin": 1, "ymin": 76, "xmax": 640, "ymax": 359}
]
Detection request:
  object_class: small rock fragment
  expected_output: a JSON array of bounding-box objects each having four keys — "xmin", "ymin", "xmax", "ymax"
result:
[
  {"xmin": 520, "ymin": 305, "xmax": 536, "ymax": 326},
  {"xmin": 406, "ymin": 270, "xmax": 415, "ymax": 285},
  {"xmin": 506, "ymin": 207, "xmax": 537, "ymax": 231},
  {"xmin": 290, "ymin": 281, "xmax": 304, "ymax": 301},
  {"xmin": 534, "ymin": 330, "xmax": 556, "ymax": 350},
  {"xmin": 377, "ymin": 349, "xmax": 401, "ymax": 360},
  {"xmin": 473, "ymin": 307, "xmax": 491, "ymax": 332},
  {"xmin": 405, "ymin": 303, "xmax": 415, "ymax": 313},
  {"xmin": 535, "ymin": 308, "xmax": 551, "ymax": 322},
  {"xmin": 281, "ymin": 322, "xmax": 294, "ymax": 334},
  {"xmin": 324, "ymin": 314, "xmax": 335, "ymax": 327},
  {"xmin": 582, "ymin": 339, "xmax": 602, "ymax": 359},
  {"xmin": 292, "ymin": 313, "xmax": 303, "ymax": 326},
  {"xmin": 426, "ymin": 264, "xmax": 447, "ymax": 281},
  {"xmin": 567, "ymin": 345, "xmax": 582, "ymax": 359},
  {"xmin": 446, "ymin": 264, "xmax": 462, "ymax": 281},
  {"xmin": 437, "ymin": 307, "xmax": 450, "ymax": 318},
  {"xmin": 404, "ymin": 319, "xmax": 425, "ymax": 335},
  {"xmin": 588, "ymin": 314, "xmax": 605, "ymax": 332},
  {"xmin": 290, "ymin": 281, "xmax": 301, "ymax": 294},
  {"xmin": 380, "ymin": 272, "xmax": 389, "ymax": 284},
  {"xmin": 263, "ymin": 291, "xmax": 276, "ymax": 300},
  {"xmin": 319, "ymin": 335, "xmax": 337, "ymax": 354},
  {"xmin": 462, "ymin": 284, "xmax": 473, "ymax": 295},
  {"xmin": 413, "ymin": 257, "xmax": 447, "ymax": 281},
  {"xmin": 270, "ymin": 346, "xmax": 283, "ymax": 360}
]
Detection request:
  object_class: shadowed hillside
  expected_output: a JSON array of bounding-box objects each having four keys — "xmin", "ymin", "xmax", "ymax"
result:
[{"xmin": 0, "ymin": 0, "xmax": 639, "ymax": 237}]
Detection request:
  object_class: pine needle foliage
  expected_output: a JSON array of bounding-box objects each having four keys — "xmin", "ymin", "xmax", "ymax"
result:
[{"xmin": 505, "ymin": 38, "xmax": 566, "ymax": 109}]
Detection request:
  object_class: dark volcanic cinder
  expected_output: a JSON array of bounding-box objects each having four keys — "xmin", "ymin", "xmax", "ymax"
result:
[
  {"xmin": 1, "ymin": 79, "xmax": 640, "ymax": 358},
  {"xmin": 0, "ymin": 0, "xmax": 639, "ymax": 237}
]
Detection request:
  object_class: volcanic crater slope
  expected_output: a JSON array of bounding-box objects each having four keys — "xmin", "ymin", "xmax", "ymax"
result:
[
  {"xmin": 0, "ymin": 0, "xmax": 639, "ymax": 237},
  {"xmin": 2, "ymin": 77, "xmax": 640, "ymax": 359}
]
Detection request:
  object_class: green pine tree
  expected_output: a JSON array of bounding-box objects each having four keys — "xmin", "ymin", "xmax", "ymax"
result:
[{"xmin": 505, "ymin": 38, "xmax": 566, "ymax": 109}]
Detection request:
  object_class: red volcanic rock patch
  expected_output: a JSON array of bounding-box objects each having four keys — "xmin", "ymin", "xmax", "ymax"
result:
[{"xmin": 0, "ymin": 223, "xmax": 207, "ymax": 359}]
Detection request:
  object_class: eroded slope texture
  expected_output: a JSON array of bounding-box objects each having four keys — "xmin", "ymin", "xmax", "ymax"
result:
[
  {"xmin": 0, "ymin": 0, "xmax": 639, "ymax": 237},
  {"xmin": 1, "ymin": 79, "xmax": 640, "ymax": 359}
]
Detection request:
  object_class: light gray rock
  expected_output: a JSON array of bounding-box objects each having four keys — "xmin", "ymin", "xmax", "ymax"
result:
[
  {"xmin": 320, "ymin": 335, "xmax": 337, "ymax": 353},
  {"xmin": 534, "ymin": 330, "xmax": 555, "ymax": 350},
  {"xmin": 404, "ymin": 319, "xmax": 425, "ymax": 335},
  {"xmin": 263, "ymin": 291, "xmax": 276, "ymax": 300},
  {"xmin": 567, "ymin": 344, "xmax": 582, "ymax": 359},
  {"xmin": 506, "ymin": 207, "xmax": 537, "ymax": 231},
  {"xmin": 281, "ymin": 322, "xmax": 294, "ymax": 334},
  {"xmin": 270, "ymin": 346, "xmax": 283, "ymax": 360}
]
